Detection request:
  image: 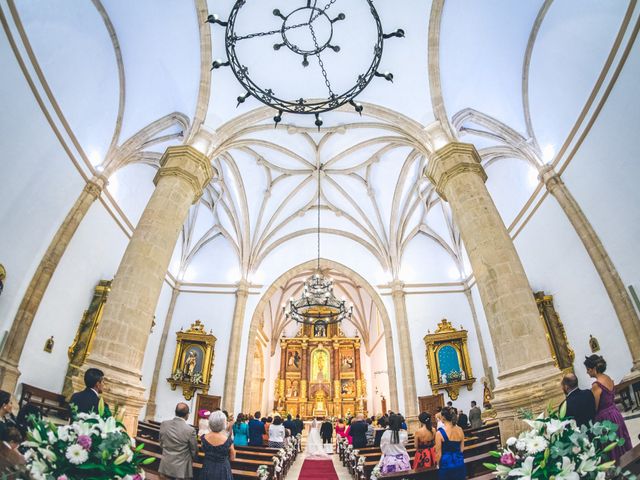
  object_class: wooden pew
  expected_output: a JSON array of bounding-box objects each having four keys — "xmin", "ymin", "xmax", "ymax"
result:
[
  {"xmin": 376, "ymin": 452, "xmax": 495, "ymax": 480},
  {"xmin": 19, "ymin": 383, "xmax": 70, "ymax": 421},
  {"xmin": 619, "ymin": 442, "xmax": 640, "ymax": 475},
  {"xmin": 140, "ymin": 449, "xmax": 260, "ymax": 480}
]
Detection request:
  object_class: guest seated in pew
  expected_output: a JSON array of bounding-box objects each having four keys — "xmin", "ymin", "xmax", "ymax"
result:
[
  {"xmin": 248, "ymin": 411, "xmax": 264, "ymax": 446},
  {"xmin": 268, "ymin": 416, "xmax": 286, "ymax": 448},
  {"xmin": 378, "ymin": 414, "xmax": 411, "ymax": 474},
  {"xmin": 159, "ymin": 402, "xmax": 198, "ymax": 480},
  {"xmin": 456, "ymin": 410, "xmax": 469, "ymax": 429},
  {"xmin": 413, "ymin": 412, "xmax": 436, "ymax": 470},
  {"xmin": 201, "ymin": 411, "xmax": 235, "ymax": 480},
  {"xmin": 233, "ymin": 413, "xmax": 249, "ymax": 447},
  {"xmin": 435, "ymin": 407, "xmax": 466, "ymax": 480}
]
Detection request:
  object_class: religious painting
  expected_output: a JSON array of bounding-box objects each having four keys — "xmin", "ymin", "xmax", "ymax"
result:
[
  {"xmin": 285, "ymin": 379, "xmax": 300, "ymax": 398},
  {"xmin": 534, "ymin": 291, "xmax": 575, "ymax": 372},
  {"xmin": 340, "ymin": 379, "xmax": 355, "ymax": 397},
  {"xmin": 310, "ymin": 348, "xmax": 330, "ymax": 383},
  {"xmin": 424, "ymin": 319, "xmax": 475, "ymax": 400},
  {"xmin": 286, "ymin": 348, "xmax": 301, "ymax": 370},
  {"xmin": 167, "ymin": 320, "xmax": 216, "ymax": 400},
  {"xmin": 340, "ymin": 348, "xmax": 355, "ymax": 371},
  {"xmin": 313, "ymin": 321, "xmax": 327, "ymax": 337}
]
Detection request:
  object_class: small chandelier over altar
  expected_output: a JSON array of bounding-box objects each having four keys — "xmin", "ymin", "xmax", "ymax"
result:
[{"xmin": 284, "ymin": 165, "xmax": 352, "ymax": 326}]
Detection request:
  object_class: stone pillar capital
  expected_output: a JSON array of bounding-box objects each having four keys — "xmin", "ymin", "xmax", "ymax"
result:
[
  {"xmin": 538, "ymin": 164, "xmax": 564, "ymax": 193},
  {"xmin": 390, "ymin": 280, "xmax": 405, "ymax": 296},
  {"xmin": 425, "ymin": 142, "xmax": 487, "ymax": 201},
  {"xmin": 236, "ymin": 279, "xmax": 250, "ymax": 297},
  {"xmin": 154, "ymin": 145, "xmax": 216, "ymax": 203},
  {"xmin": 84, "ymin": 175, "xmax": 108, "ymax": 199}
]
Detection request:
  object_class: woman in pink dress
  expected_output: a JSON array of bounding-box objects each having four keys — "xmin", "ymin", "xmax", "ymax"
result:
[
  {"xmin": 335, "ymin": 418, "xmax": 346, "ymax": 449},
  {"xmin": 344, "ymin": 418, "xmax": 353, "ymax": 445},
  {"xmin": 584, "ymin": 355, "xmax": 631, "ymax": 462}
]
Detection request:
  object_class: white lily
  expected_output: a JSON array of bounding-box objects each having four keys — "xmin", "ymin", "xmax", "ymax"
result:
[
  {"xmin": 555, "ymin": 457, "xmax": 579, "ymax": 480},
  {"xmin": 508, "ymin": 456, "xmax": 537, "ymax": 480}
]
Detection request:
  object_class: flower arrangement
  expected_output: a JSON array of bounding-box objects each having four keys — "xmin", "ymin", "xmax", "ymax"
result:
[
  {"xmin": 23, "ymin": 400, "xmax": 154, "ymax": 480},
  {"xmin": 485, "ymin": 403, "xmax": 635, "ymax": 480},
  {"xmin": 447, "ymin": 371, "xmax": 462, "ymax": 382},
  {"xmin": 370, "ymin": 464, "xmax": 381, "ymax": 479},
  {"xmin": 256, "ymin": 464, "xmax": 269, "ymax": 480}
]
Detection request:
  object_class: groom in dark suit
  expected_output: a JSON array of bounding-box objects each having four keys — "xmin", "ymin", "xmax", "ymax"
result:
[
  {"xmin": 561, "ymin": 373, "xmax": 595, "ymax": 427},
  {"xmin": 70, "ymin": 368, "xmax": 110, "ymax": 416}
]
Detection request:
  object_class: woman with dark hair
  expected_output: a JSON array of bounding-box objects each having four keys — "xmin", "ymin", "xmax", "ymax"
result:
[
  {"xmin": 268, "ymin": 416, "xmax": 286, "ymax": 448},
  {"xmin": 377, "ymin": 414, "xmax": 410, "ymax": 474},
  {"xmin": 413, "ymin": 412, "xmax": 436, "ymax": 469},
  {"xmin": 584, "ymin": 354, "xmax": 631, "ymax": 461},
  {"xmin": 0, "ymin": 391, "xmax": 18, "ymax": 441},
  {"xmin": 435, "ymin": 406, "xmax": 466, "ymax": 480},
  {"xmin": 233, "ymin": 413, "xmax": 249, "ymax": 446}
]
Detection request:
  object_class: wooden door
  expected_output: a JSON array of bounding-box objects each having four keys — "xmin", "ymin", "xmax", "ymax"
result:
[
  {"xmin": 418, "ymin": 394, "xmax": 444, "ymax": 415},
  {"xmin": 194, "ymin": 394, "xmax": 221, "ymax": 426}
]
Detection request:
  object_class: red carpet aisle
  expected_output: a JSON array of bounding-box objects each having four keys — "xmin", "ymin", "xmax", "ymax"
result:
[{"xmin": 297, "ymin": 459, "xmax": 340, "ymax": 480}]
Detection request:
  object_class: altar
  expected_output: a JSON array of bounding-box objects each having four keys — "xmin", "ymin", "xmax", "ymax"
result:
[{"xmin": 274, "ymin": 322, "xmax": 367, "ymax": 419}]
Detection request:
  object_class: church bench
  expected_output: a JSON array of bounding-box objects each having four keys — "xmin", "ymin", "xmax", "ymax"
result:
[
  {"xmin": 371, "ymin": 452, "xmax": 494, "ymax": 480},
  {"xmin": 619, "ymin": 442, "xmax": 640, "ymax": 474},
  {"xmin": 19, "ymin": 383, "xmax": 70, "ymax": 421}
]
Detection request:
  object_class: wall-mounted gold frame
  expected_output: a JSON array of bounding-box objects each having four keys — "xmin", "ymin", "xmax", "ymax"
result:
[
  {"xmin": 424, "ymin": 319, "xmax": 475, "ymax": 400},
  {"xmin": 534, "ymin": 291, "xmax": 574, "ymax": 373},
  {"xmin": 167, "ymin": 320, "xmax": 216, "ymax": 400}
]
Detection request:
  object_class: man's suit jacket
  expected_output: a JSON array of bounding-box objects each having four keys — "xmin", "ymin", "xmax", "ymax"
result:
[
  {"xmin": 469, "ymin": 406, "xmax": 482, "ymax": 429},
  {"xmin": 457, "ymin": 413, "xmax": 469, "ymax": 429},
  {"xmin": 564, "ymin": 388, "xmax": 596, "ymax": 427},
  {"xmin": 293, "ymin": 419, "xmax": 304, "ymax": 436},
  {"xmin": 283, "ymin": 419, "xmax": 294, "ymax": 435},
  {"xmin": 320, "ymin": 421, "xmax": 333, "ymax": 442},
  {"xmin": 159, "ymin": 417, "xmax": 198, "ymax": 479},
  {"xmin": 349, "ymin": 421, "xmax": 369, "ymax": 449},
  {"xmin": 248, "ymin": 418, "xmax": 265, "ymax": 446},
  {"xmin": 69, "ymin": 388, "xmax": 110, "ymax": 416}
]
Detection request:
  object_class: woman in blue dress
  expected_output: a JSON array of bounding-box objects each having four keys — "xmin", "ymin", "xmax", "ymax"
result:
[
  {"xmin": 435, "ymin": 406, "xmax": 466, "ymax": 480},
  {"xmin": 201, "ymin": 410, "xmax": 235, "ymax": 480},
  {"xmin": 233, "ymin": 413, "xmax": 249, "ymax": 446}
]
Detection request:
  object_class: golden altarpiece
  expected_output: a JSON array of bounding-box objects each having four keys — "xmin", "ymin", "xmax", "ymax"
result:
[{"xmin": 276, "ymin": 322, "xmax": 367, "ymax": 418}]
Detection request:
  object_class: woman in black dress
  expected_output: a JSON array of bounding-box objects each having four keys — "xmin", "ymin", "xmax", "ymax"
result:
[{"xmin": 201, "ymin": 410, "xmax": 235, "ymax": 480}]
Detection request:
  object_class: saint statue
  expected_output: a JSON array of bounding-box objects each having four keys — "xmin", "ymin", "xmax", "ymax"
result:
[
  {"xmin": 183, "ymin": 350, "xmax": 198, "ymax": 377},
  {"xmin": 589, "ymin": 335, "xmax": 600, "ymax": 353},
  {"xmin": 316, "ymin": 353, "xmax": 326, "ymax": 382},
  {"xmin": 440, "ymin": 373, "xmax": 447, "ymax": 384}
]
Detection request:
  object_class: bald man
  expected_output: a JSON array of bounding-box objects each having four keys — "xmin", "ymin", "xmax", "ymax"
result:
[
  {"xmin": 159, "ymin": 403, "xmax": 198, "ymax": 480},
  {"xmin": 561, "ymin": 373, "xmax": 595, "ymax": 427}
]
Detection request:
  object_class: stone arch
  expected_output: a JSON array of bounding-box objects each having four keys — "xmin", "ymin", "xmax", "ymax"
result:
[{"xmin": 241, "ymin": 258, "xmax": 399, "ymax": 413}]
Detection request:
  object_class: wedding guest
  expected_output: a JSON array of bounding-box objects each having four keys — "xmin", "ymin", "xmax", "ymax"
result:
[
  {"xmin": 293, "ymin": 414, "xmax": 304, "ymax": 437},
  {"xmin": 335, "ymin": 417, "xmax": 346, "ymax": 448},
  {"xmin": 349, "ymin": 414, "xmax": 368, "ymax": 449},
  {"xmin": 0, "ymin": 427, "xmax": 26, "ymax": 473},
  {"xmin": 69, "ymin": 368, "xmax": 110, "ymax": 416},
  {"xmin": 197, "ymin": 409, "xmax": 211, "ymax": 435},
  {"xmin": 365, "ymin": 418, "xmax": 375, "ymax": 446},
  {"xmin": 585, "ymin": 354, "xmax": 631, "ymax": 461},
  {"xmin": 0, "ymin": 391, "xmax": 18, "ymax": 440},
  {"xmin": 378, "ymin": 414, "xmax": 410, "ymax": 474},
  {"xmin": 344, "ymin": 417, "xmax": 353, "ymax": 445},
  {"xmin": 262, "ymin": 416, "xmax": 272, "ymax": 444},
  {"xmin": 456, "ymin": 410, "xmax": 469, "ymax": 429},
  {"xmin": 201, "ymin": 411, "xmax": 234, "ymax": 480},
  {"xmin": 374, "ymin": 416, "xmax": 388, "ymax": 447},
  {"xmin": 233, "ymin": 413, "xmax": 249, "ymax": 446},
  {"xmin": 469, "ymin": 401, "xmax": 482, "ymax": 429},
  {"xmin": 248, "ymin": 411, "xmax": 264, "ymax": 446},
  {"xmin": 435, "ymin": 406, "xmax": 466, "ymax": 480},
  {"xmin": 283, "ymin": 414, "xmax": 294, "ymax": 437},
  {"xmin": 560, "ymin": 373, "xmax": 595, "ymax": 427},
  {"xmin": 413, "ymin": 412, "xmax": 436, "ymax": 469},
  {"xmin": 268, "ymin": 416, "xmax": 286, "ymax": 448},
  {"xmin": 158, "ymin": 403, "xmax": 198, "ymax": 480}
]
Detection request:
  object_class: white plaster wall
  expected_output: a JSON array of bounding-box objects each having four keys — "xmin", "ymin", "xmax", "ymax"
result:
[
  {"xmin": 0, "ymin": 31, "xmax": 84, "ymax": 336},
  {"xmin": 367, "ymin": 336, "xmax": 390, "ymax": 416},
  {"xmin": 17, "ymin": 201, "xmax": 127, "ymax": 392},
  {"xmin": 404, "ymin": 292, "xmax": 486, "ymax": 413},
  {"xmin": 150, "ymin": 291, "xmax": 237, "ymax": 423}
]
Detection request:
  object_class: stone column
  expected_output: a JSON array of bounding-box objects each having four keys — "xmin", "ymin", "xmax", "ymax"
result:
[
  {"xmin": 463, "ymin": 288, "xmax": 494, "ymax": 388},
  {"xmin": 222, "ymin": 279, "xmax": 250, "ymax": 412},
  {"xmin": 0, "ymin": 176, "xmax": 107, "ymax": 392},
  {"xmin": 390, "ymin": 281, "xmax": 419, "ymax": 421},
  {"xmin": 77, "ymin": 146, "xmax": 213, "ymax": 433},
  {"xmin": 145, "ymin": 283, "xmax": 181, "ymax": 420},
  {"xmin": 540, "ymin": 165, "xmax": 640, "ymax": 374},
  {"xmin": 426, "ymin": 143, "xmax": 561, "ymax": 438}
]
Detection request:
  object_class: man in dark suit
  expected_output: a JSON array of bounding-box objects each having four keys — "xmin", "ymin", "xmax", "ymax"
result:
[
  {"xmin": 456, "ymin": 410, "xmax": 469, "ymax": 429},
  {"xmin": 283, "ymin": 414, "xmax": 295, "ymax": 436},
  {"xmin": 159, "ymin": 403, "xmax": 197, "ymax": 480},
  {"xmin": 293, "ymin": 415, "xmax": 304, "ymax": 436},
  {"xmin": 349, "ymin": 414, "xmax": 369, "ymax": 449},
  {"xmin": 69, "ymin": 368, "xmax": 110, "ymax": 416},
  {"xmin": 320, "ymin": 418, "xmax": 333, "ymax": 453},
  {"xmin": 561, "ymin": 373, "xmax": 595, "ymax": 427},
  {"xmin": 248, "ymin": 411, "xmax": 265, "ymax": 446}
]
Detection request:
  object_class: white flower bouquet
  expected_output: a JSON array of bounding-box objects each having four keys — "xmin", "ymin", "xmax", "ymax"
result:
[
  {"xmin": 23, "ymin": 399, "xmax": 155, "ymax": 480},
  {"xmin": 256, "ymin": 464, "xmax": 269, "ymax": 480},
  {"xmin": 485, "ymin": 403, "xmax": 635, "ymax": 480}
]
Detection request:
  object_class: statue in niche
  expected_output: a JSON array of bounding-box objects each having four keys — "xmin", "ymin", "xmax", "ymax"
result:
[
  {"xmin": 43, "ymin": 336, "xmax": 54, "ymax": 353},
  {"xmin": 589, "ymin": 335, "xmax": 600, "ymax": 353}
]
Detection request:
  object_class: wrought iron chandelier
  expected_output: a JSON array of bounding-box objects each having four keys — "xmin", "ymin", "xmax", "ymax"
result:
[
  {"xmin": 283, "ymin": 167, "xmax": 352, "ymax": 326},
  {"xmin": 207, "ymin": 0, "xmax": 404, "ymax": 128}
]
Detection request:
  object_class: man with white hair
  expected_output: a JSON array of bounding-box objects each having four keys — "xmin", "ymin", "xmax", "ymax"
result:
[{"xmin": 159, "ymin": 403, "xmax": 198, "ymax": 480}]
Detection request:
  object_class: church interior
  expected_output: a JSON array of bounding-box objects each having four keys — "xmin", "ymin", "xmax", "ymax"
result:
[{"xmin": 1, "ymin": 1, "xmax": 640, "ymax": 479}]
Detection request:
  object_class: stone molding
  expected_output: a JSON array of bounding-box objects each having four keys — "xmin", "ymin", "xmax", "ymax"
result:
[
  {"xmin": 153, "ymin": 145, "xmax": 215, "ymax": 202},
  {"xmin": 425, "ymin": 143, "xmax": 487, "ymax": 200}
]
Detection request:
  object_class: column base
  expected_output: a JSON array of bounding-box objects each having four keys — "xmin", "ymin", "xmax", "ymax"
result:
[
  {"xmin": 72, "ymin": 358, "xmax": 147, "ymax": 434},
  {"xmin": 622, "ymin": 367, "xmax": 640, "ymax": 382},
  {"xmin": 0, "ymin": 359, "xmax": 21, "ymax": 394},
  {"xmin": 491, "ymin": 360, "xmax": 563, "ymax": 440},
  {"xmin": 145, "ymin": 401, "xmax": 158, "ymax": 422}
]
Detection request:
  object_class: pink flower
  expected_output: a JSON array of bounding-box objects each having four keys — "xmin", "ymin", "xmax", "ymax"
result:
[
  {"xmin": 500, "ymin": 452, "xmax": 516, "ymax": 467},
  {"xmin": 77, "ymin": 435, "xmax": 92, "ymax": 451},
  {"xmin": 57, "ymin": 476, "xmax": 69, "ymax": 480},
  {"xmin": 132, "ymin": 475, "xmax": 143, "ymax": 480}
]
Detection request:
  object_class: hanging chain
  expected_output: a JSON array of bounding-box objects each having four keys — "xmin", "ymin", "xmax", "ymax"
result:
[
  {"xmin": 317, "ymin": 163, "xmax": 321, "ymax": 271},
  {"xmin": 309, "ymin": 22, "xmax": 335, "ymax": 97}
]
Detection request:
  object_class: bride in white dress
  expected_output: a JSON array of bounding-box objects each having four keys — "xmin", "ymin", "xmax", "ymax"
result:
[{"xmin": 305, "ymin": 418, "xmax": 330, "ymax": 459}]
